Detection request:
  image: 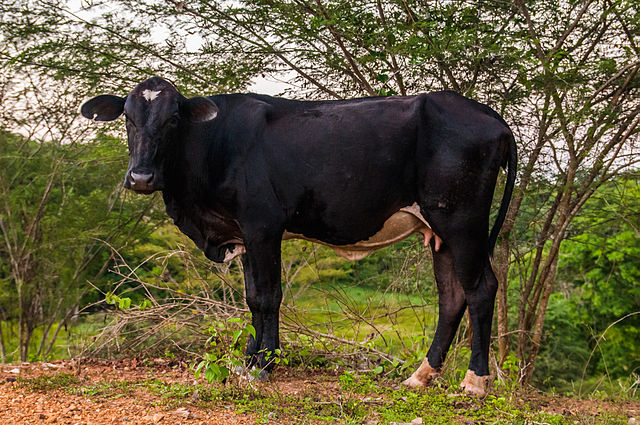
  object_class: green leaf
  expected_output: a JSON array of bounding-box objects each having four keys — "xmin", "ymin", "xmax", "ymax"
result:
[
  {"xmin": 205, "ymin": 364, "xmax": 219, "ymax": 383},
  {"xmin": 246, "ymin": 324, "xmax": 256, "ymax": 339},
  {"xmin": 194, "ymin": 361, "xmax": 205, "ymax": 379},
  {"xmin": 105, "ymin": 292, "xmax": 117, "ymax": 305},
  {"xmin": 139, "ymin": 298, "xmax": 152, "ymax": 310}
]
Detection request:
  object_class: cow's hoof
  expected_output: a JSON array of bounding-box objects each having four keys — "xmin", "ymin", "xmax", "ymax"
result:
[
  {"xmin": 233, "ymin": 365, "xmax": 247, "ymax": 376},
  {"xmin": 233, "ymin": 366, "xmax": 270, "ymax": 382},
  {"xmin": 402, "ymin": 358, "xmax": 440, "ymax": 388},
  {"xmin": 460, "ymin": 370, "xmax": 489, "ymax": 396},
  {"xmin": 248, "ymin": 367, "xmax": 270, "ymax": 382}
]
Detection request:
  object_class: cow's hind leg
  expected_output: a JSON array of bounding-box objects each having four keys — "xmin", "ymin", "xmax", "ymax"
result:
[
  {"xmin": 458, "ymin": 259, "xmax": 498, "ymax": 395},
  {"xmin": 404, "ymin": 244, "xmax": 466, "ymax": 387},
  {"xmin": 446, "ymin": 228, "xmax": 497, "ymax": 396},
  {"xmin": 421, "ymin": 208, "xmax": 497, "ymax": 396}
]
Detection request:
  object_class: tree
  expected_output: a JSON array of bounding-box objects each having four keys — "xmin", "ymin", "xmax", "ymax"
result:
[
  {"xmin": 0, "ymin": 128, "xmax": 163, "ymax": 361},
  {"xmin": 496, "ymin": 0, "xmax": 640, "ymax": 382},
  {"xmin": 0, "ymin": 1, "xmax": 173, "ymax": 359},
  {"xmin": 557, "ymin": 176, "xmax": 640, "ymax": 379}
]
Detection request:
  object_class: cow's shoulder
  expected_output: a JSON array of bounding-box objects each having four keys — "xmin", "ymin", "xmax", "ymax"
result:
[{"xmin": 208, "ymin": 93, "xmax": 277, "ymax": 135}]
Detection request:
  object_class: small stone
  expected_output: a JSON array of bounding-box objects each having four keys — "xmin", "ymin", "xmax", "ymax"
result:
[
  {"xmin": 6, "ymin": 368, "xmax": 20, "ymax": 374},
  {"xmin": 628, "ymin": 418, "xmax": 638, "ymax": 425},
  {"xmin": 411, "ymin": 419, "xmax": 423, "ymax": 425},
  {"xmin": 172, "ymin": 408, "xmax": 191, "ymax": 419}
]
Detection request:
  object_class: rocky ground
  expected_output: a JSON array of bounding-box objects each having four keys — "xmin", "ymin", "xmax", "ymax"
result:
[
  {"xmin": 0, "ymin": 359, "xmax": 637, "ymax": 424},
  {"xmin": 0, "ymin": 359, "xmax": 257, "ymax": 424}
]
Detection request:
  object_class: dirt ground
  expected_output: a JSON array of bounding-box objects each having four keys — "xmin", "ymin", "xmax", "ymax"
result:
[
  {"xmin": 0, "ymin": 359, "xmax": 252, "ymax": 424},
  {"xmin": 0, "ymin": 359, "xmax": 637, "ymax": 424},
  {"xmin": 0, "ymin": 359, "xmax": 347, "ymax": 425}
]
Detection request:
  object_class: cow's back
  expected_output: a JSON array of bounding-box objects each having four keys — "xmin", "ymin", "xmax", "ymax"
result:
[
  {"xmin": 256, "ymin": 95, "xmax": 425, "ymax": 244},
  {"xmin": 188, "ymin": 91, "xmax": 510, "ymax": 247}
]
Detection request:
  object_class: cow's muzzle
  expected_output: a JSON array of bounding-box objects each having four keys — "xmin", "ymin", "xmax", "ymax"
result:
[{"xmin": 126, "ymin": 171, "xmax": 157, "ymax": 194}]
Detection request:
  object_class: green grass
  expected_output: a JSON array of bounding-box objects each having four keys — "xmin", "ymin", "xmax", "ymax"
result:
[
  {"xmin": 0, "ymin": 314, "xmax": 108, "ymax": 363},
  {"xmin": 16, "ymin": 372, "xmax": 79, "ymax": 392},
  {"xmin": 5, "ymin": 262, "xmax": 636, "ymax": 402},
  {"xmin": 70, "ymin": 379, "xmax": 140, "ymax": 398},
  {"xmin": 285, "ymin": 280, "xmax": 438, "ymax": 357}
]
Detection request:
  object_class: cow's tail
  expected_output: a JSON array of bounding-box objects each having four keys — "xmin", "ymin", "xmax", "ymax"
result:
[{"xmin": 488, "ymin": 130, "xmax": 517, "ymax": 257}]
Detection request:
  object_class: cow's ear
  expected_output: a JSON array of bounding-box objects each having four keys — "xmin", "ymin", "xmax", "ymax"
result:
[
  {"xmin": 80, "ymin": 95, "xmax": 126, "ymax": 121},
  {"xmin": 183, "ymin": 97, "xmax": 219, "ymax": 122}
]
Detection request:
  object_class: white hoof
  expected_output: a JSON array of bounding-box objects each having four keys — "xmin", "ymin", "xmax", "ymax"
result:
[
  {"xmin": 233, "ymin": 365, "xmax": 269, "ymax": 382},
  {"xmin": 402, "ymin": 358, "xmax": 440, "ymax": 388},
  {"xmin": 460, "ymin": 370, "xmax": 489, "ymax": 396},
  {"xmin": 248, "ymin": 367, "xmax": 270, "ymax": 382}
]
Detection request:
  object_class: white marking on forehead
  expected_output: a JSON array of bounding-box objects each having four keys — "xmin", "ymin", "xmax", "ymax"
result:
[{"xmin": 142, "ymin": 89, "xmax": 161, "ymax": 101}]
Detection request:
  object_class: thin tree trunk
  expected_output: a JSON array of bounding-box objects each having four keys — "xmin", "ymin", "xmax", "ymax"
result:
[
  {"xmin": 18, "ymin": 280, "xmax": 25, "ymax": 362},
  {"xmin": 44, "ymin": 316, "xmax": 70, "ymax": 358},
  {"xmin": 494, "ymin": 236, "xmax": 511, "ymax": 365},
  {"xmin": 522, "ymin": 191, "xmax": 573, "ymax": 382},
  {"xmin": 0, "ymin": 320, "xmax": 6, "ymax": 362},
  {"xmin": 523, "ymin": 255, "xmax": 558, "ymax": 383},
  {"xmin": 36, "ymin": 320, "xmax": 55, "ymax": 358},
  {"xmin": 21, "ymin": 326, "xmax": 33, "ymax": 362}
]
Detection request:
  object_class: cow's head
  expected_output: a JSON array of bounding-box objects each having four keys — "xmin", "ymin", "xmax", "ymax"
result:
[{"xmin": 80, "ymin": 77, "xmax": 219, "ymax": 193}]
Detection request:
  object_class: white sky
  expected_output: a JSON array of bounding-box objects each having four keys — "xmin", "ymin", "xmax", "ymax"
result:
[{"xmin": 67, "ymin": 0, "xmax": 294, "ymax": 96}]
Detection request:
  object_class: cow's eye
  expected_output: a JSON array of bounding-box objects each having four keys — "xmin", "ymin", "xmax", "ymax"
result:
[
  {"xmin": 168, "ymin": 116, "xmax": 179, "ymax": 127},
  {"xmin": 124, "ymin": 115, "xmax": 136, "ymax": 128}
]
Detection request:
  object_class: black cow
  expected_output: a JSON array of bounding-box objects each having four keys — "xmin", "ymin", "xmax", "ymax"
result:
[{"xmin": 81, "ymin": 77, "xmax": 516, "ymax": 396}]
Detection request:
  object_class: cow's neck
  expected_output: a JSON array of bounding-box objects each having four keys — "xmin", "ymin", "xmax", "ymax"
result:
[{"xmin": 162, "ymin": 130, "xmax": 233, "ymax": 222}]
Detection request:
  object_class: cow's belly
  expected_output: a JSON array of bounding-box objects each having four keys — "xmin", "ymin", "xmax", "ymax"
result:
[{"xmin": 222, "ymin": 203, "xmax": 442, "ymax": 262}]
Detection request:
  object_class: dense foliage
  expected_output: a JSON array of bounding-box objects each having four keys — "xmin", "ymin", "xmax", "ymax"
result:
[
  {"xmin": 0, "ymin": 130, "xmax": 165, "ymax": 360},
  {"xmin": 538, "ymin": 177, "xmax": 640, "ymax": 387}
]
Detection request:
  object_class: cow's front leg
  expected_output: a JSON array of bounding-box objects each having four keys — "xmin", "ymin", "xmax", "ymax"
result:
[{"xmin": 241, "ymin": 232, "xmax": 283, "ymax": 374}]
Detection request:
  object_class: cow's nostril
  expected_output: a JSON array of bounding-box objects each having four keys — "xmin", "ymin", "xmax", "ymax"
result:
[{"xmin": 130, "ymin": 172, "xmax": 154, "ymax": 186}]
